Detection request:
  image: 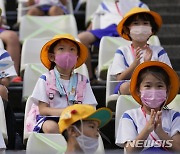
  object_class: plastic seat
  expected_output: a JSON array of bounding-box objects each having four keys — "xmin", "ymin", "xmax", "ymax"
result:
[
  {"xmin": 19, "ymin": 14, "xmax": 78, "ymax": 43},
  {"xmin": 98, "ymin": 36, "xmax": 130, "ymax": 82},
  {"xmin": 167, "ymin": 94, "xmax": 180, "ymax": 112},
  {"xmin": 26, "ymin": 132, "xmax": 105, "ymax": 154},
  {"xmin": 85, "ymin": 0, "xmax": 102, "ymax": 25},
  {"xmin": 23, "ymin": 96, "xmax": 36, "ymax": 144},
  {"xmin": 26, "ymin": 133, "xmax": 67, "ymax": 154},
  {"xmin": 115, "ymin": 95, "xmax": 140, "ymax": 138},
  {"xmin": 17, "ymin": 0, "xmax": 74, "ymax": 23},
  {"xmin": 22, "ymin": 63, "xmax": 48, "ymax": 102},
  {"xmin": 0, "ymin": 96, "xmax": 8, "ymax": 144},
  {"xmin": 20, "ymin": 38, "xmax": 49, "ymax": 72}
]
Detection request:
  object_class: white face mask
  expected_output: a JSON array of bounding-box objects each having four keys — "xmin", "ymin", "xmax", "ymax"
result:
[
  {"xmin": 73, "ymin": 126, "xmax": 99, "ymax": 154},
  {"xmin": 130, "ymin": 25, "xmax": 152, "ymax": 42}
]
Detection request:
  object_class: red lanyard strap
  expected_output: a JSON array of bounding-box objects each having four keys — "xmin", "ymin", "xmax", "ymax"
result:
[{"xmin": 115, "ymin": 0, "xmax": 122, "ymax": 16}]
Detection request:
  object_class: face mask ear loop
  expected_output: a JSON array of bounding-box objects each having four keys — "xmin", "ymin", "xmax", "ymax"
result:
[
  {"xmin": 73, "ymin": 120, "xmax": 86, "ymax": 150},
  {"xmin": 79, "ymin": 119, "xmax": 85, "ymax": 149}
]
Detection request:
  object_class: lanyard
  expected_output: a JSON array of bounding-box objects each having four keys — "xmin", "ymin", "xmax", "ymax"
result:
[
  {"xmin": 62, "ymin": 86, "xmax": 69, "ymax": 105},
  {"xmin": 130, "ymin": 44, "xmax": 136, "ymax": 58},
  {"xmin": 141, "ymin": 108, "xmax": 169, "ymax": 151},
  {"xmin": 115, "ymin": 0, "xmax": 122, "ymax": 16}
]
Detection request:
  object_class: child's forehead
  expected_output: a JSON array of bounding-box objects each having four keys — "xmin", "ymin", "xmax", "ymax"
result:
[{"xmin": 83, "ymin": 120, "xmax": 99, "ymax": 126}]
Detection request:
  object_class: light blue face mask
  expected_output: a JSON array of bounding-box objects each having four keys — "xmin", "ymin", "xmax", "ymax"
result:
[{"xmin": 73, "ymin": 125, "xmax": 99, "ymax": 154}]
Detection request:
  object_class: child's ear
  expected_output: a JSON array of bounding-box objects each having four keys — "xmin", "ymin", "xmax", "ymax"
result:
[{"xmin": 48, "ymin": 53, "xmax": 55, "ymax": 62}]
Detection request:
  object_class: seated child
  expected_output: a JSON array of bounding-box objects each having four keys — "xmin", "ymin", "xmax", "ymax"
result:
[
  {"xmin": 27, "ymin": 34, "xmax": 98, "ymax": 134},
  {"xmin": 116, "ymin": 61, "xmax": 180, "ymax": 153},
  {"xmin": 59, "ymin": 104, "xmax": 112, "ymax": 154},
  {"xmin": 110, "ymin": 7, "xmax": 172, "ymax": 95}
]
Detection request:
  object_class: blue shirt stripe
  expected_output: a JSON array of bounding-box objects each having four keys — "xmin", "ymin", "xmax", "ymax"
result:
[
  {"xmin": 158, "ymin": 49, "xmax": 166, "ymax": 57},
  {"xmin": 122, "ymin": 113, "xmax": 137, "ymax": 131},
  {"xmin": 101, "ymin": 2, "xmax": 110, "ymax": 12},
  {"xmin": 40, "ymin": 75, "xmax": 46, "ymax": 81},
  {"xmin": 116, "ymin": 49, "xmax": 129, "ymax": 67},
  {"xmin": 139, "ymin": 2, "xmax": 144, "ymax": 7},
  {"xmin": 0, "ymin": 52, "xmax": 10, "ymax": 60},
  {"xmin": 172, "ymin": 112, "xmax": 180, "ymax": 122}
]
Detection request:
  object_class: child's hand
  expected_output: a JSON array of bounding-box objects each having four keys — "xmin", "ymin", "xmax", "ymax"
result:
[
  {"xmin": 145, "ymin": 109, "xmax": 156, "ymax": 133},
  {"xmin": 144, "ymin": 45, "xmax": 152, "ymax": 62},
  {"xmin": 154, "ymin": 111, "xmax": 163, "ymax": 134},
  {"xmin": 133, "ymin": 47, "xmax": 142, "ymax": 66}
]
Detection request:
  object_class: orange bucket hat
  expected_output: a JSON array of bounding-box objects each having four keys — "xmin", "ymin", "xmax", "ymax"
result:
[
  {"xmin": 117, "ymin": 7, "xmax": 162, "ymax": 40},
  {"xmin": 40, "ymin": 34, "xmax": 88, "ymax": 69},
  {"xmin": 58, "ymin": 104, "xmax": 112, "ymax": 133},
  {"xmin": 130, "ymin": 61, "xmax": 180, "ymax": 106}
]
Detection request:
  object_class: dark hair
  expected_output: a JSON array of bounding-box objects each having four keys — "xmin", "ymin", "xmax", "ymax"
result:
[
  {"xmin": 48, "ymin": 39, "xmax": 81, "ymax": 70},
  {"xmin": 62, "ymin": 120, "xmax": 81, "ymax": 141},
  {"xmin": 122, "ymin": 13, "xmax": 159, "ymax": 40},
  {"xmin": 136, "ymin": 66, "xmax": 170, "ymax": 91}
]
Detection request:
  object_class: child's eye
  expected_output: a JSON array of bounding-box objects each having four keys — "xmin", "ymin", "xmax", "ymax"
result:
[
  {"xmin": 58, "ymin": 47, "xmax": 64, "ymax": 50},
  {"xmin": 89, "ymin": 125, "xmax": 95, "ymax": 129},
  {"xmin": 158, "ymin": 85, "xmax": 164, "ymax": 88},
  {"xmin": 144, "ymin": 84, "xmax": 150, "ymax": 87},
  {"xmin": 132, "ymin": 21, "xmax": 139, "ymax": 25},
  {"xmin": 143, "ymin": 21, "xmax": 150, "ymax": 25}
]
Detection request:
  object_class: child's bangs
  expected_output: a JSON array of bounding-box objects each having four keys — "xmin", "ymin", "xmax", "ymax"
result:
[{"xmin": 133, "ymin": 13, "xmax": 152, "ymax": 22}]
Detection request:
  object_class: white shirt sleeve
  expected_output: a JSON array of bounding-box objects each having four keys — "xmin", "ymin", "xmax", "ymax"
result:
[
  {"xmin": 31, "ymin": 74, "xmax": 49, "ymax": 105},
  {"xmin": 170, "ymin": 111, "xmax": 180, "ymax": 137},
  {"xmin": 116, "ymin": 112, "xmax": 138, "ymax": 147},
  {"xmin": 82, "ymin": 79, "xmax": 98, "ymax": 107},
  {"xmin": 110, "ymin": 48, "xmax": 128, "ymax": 76},
  {"xmin": 0, "ymin": 49, "xmax": 17, "ymax": 78}
]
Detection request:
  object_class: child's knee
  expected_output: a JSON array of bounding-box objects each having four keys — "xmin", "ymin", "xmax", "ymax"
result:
[
  {"xmin": 119, "ymin": 82, "xmax": 130, "ymax": 95},
  {"xmin": 42, "ymin": 120, "xmax": 59, "ymax": 133},
  {"xmin": 0, "ymin": 85, "xmax": 8, "ymax": 101}
]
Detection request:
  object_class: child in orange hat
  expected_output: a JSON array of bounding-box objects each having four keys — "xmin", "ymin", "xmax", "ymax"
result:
[
  {"xmin": 116, "ymin": 61, "xmax": 180, "ymax": 153},
  {"xmin": 110, "ymin": 7, "xmax": 172, "ymax": 95},
  {"xmin": 26, "ymin": 34, "xmax": 98, "ymax": 134}
]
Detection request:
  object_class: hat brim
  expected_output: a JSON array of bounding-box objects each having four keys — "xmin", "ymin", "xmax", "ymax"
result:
[
  {"xmin": 86, "ymin": 107, "xmax": 112, "ymax": 128},
  {"xmin": 40, "ymin": 36, "xmax": 88, "ymax": 69},
  {"xmin": 130, "ymin": 61, "xmax": 180, "ymax": 106},
  {"xmin": 117, "ymin": 7, "xmax": 162, "ymax": 40}
]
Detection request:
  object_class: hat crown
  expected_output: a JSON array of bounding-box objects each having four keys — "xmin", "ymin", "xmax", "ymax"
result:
[
  {"xmin": 53, "ymin": 34, "xmax": 75, "ymax": 40},
  {"xmin": 124, "ymin": 7, "xmax": 150, "ymax": 18}
]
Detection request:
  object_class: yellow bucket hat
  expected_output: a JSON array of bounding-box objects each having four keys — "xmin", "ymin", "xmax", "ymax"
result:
[
  {"xmin": 58, "ymin": 104, "xmax": 112, "ymax": 133},
  {"xmin": 117, "ymin": 7, "xmax": 162, "ymax": 40},
  {"xmin": 40, "ymin": 34, "xmax": 88, "ymax": 69},
  {"xmin": 130, "ymin": 61, "xmax": 180, "ymax": 106}
]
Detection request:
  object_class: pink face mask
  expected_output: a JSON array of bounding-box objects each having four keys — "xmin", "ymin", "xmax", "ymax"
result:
[
  {"xmin": 140, "ymin": 89, "xmax": 167, "ymax": 108},
  {"xmin": 55, "ymin": 52, "xmax": 78, "ymax": 70},
  {"xmin": 130, "ymin": 25, "xmax": 152, "ymax": 42}
]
